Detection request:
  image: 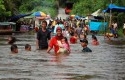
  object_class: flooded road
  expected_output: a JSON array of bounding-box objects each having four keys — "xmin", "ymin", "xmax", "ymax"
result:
[{"xmin": 0, "ymin": 33, "xmax": 125, "ymax": 80}]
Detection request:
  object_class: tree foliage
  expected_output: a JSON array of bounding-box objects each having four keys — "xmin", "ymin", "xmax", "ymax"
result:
[
  {"xmin": 1, "ymin": 0, "xmax": 125, "ymax": 21},
  {"xmin": 69, "ymin": 0, "xmax": 125, "ymax": 27},
  {"xmin": 0, "ymin": 0, "xmax": 58, "ymax": 21},
  {"xmin": 70, "ymin": 0, "xmax": 125, "ymax": 16},
  {"xmin": 71, "ymin": 0, "xmax": 108, "ymax": 16},
  {"xmin": 0, "ymin": 0, "xmax": 11, "ymax": 21},
  {"xmin": 19, "ymin": 0, "xmax": 58, "ymax": 18}
]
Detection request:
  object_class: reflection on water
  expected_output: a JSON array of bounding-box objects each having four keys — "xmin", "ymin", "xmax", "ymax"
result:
[{"xmin": 0, "ymin": 34, "xmax": 125, "ymax": 80}]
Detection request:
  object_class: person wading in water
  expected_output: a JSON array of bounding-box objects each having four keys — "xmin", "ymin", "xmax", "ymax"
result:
[{"xmin": 36, "ymin": 20, "xmax": 51, "ymax": 50}]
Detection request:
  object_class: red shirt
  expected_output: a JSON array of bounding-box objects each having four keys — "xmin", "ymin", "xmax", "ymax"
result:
[
  {"xmin": 70, "ymin": 36, "xmax": 77, "ymax": 44},
  {"xmin": 49, "ymin": 35, "xmax": 63, "ymax": 55}
]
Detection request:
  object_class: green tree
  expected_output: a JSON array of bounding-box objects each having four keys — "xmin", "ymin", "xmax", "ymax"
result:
[
  {"xmin": 3, "ymin": 0, "xmax": 18, "ymax": 15},
  {"xmin": 71, "ymin": 0, "xmax": 93, "ymax": 16},
  {"xmin": 0, "ymin": 0, "xmax": 6, "ymax": 15},
  {"xmin": 19, "ymin": 0, "xmax": 58, "ymax": 18},
  {"xmin": 0, "ymin": 0, "xmax": 11, "ymax": 21},
  {"xmin": 0, "ymin": 0, "xmax": 58, "ymax": 21}
]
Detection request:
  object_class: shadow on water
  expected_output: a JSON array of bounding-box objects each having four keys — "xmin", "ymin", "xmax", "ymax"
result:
[
  {"xmin": 14, "ymin": 56, "xmax": 49, "ymax": 62},
  {"xmin": 72, "ymin": 74, "xmax": 106, "ymax": 80},
  {"xmin": 104, "ymin": 37, "xmax": 125, "ymax": 45},
  {"xmin": 71, "ymin": 74, "xmax": 113, "ymax": 80}
]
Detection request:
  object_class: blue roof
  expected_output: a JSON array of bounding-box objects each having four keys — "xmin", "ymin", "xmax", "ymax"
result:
[
  {"xmin": 103, "ymin": 4, "xmax": 125, "ymax": 13},
  {"xmin": 8, "ymin": 13, "xmax": 32, "ymax": 22}
]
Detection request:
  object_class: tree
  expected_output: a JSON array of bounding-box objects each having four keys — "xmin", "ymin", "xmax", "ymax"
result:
[
  {"xmin": 0, "ymin": 0, "xmax": 58, "ymax": 21},
  {"xmin": 71, "ymin": 0, "xmax": 96, "ymax": 16},
  {"xmin": 0, "ymin": 0, "xmax": 11, "ymax": 21},
  {"xmin": 0, "ymin": 0, "xmax": 6, "ymax": 15},
  {"xmin": 3, "ymin": 0, "xmax": 18, "ymax": 15}
]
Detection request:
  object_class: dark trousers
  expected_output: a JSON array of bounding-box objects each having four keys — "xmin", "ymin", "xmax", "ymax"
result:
[{"xmin": 39, "ymin": 46, "xmax": 48, "ymax": 50}]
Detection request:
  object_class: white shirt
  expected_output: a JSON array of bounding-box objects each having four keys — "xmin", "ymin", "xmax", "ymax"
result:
[
  {"xmin": 113, "ymin": 23, "xmax": 117, "ymax": 29},
  {"xmin": 123, "ymin": 23, "xmax": 125, "ymax": 29}
]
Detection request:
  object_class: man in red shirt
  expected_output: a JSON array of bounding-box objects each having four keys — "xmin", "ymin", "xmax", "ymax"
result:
[{"xmin": 47, "ymin": 27, "xmax": 64, "ymax": 55}]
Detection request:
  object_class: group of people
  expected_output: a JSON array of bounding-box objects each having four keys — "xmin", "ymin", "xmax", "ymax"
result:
[
  {"xmin": 105, "ymin": 21, "xmax": 118, "ymax": 40},
  {"xmin": 8, "ymin": 36, "xmax": 31, "ymax": 54},
  {"xmin": 8, "ymin": 18, "xmax": 100, "ymax": 55},
  {"xmin": 35, "ymin": 20, "xmax": 71, "ymax": 55},
  {"xmin": 10, "ymin": 44, "xmax": 31, "ymax": 54}
]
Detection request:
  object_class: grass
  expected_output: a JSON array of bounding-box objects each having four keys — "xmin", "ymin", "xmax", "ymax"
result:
[{"xmin": 117, "ymin": 27, "xmax": 124, "ymax": 37}]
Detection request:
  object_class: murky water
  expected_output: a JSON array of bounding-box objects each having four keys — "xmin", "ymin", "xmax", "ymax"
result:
[{"xmin": 0, "ymin": 33, "xmax": 125, "ymax": 80}]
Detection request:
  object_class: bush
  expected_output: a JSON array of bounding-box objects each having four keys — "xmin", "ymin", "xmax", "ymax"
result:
[{"xmin": 117, "ymin": 27, "xmax": 124, "ymax": 37}]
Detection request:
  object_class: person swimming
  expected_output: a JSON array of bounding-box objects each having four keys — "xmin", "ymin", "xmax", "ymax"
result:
[
  {"xmin": 8, "ymin": 36, "xmax": 16, "ymax": 45},
  {"xmin": 25, "ymin": 44, "xmax": 31, "ymax": 51},
  {"xmin": 91, "ymin": 35, "xmax": 99, "ymax": 45},
  {"xmin": 10, "ymin": 44, "xmax": 18, "ymax": 53}
]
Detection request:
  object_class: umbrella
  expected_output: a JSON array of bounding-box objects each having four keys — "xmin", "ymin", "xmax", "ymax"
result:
[
  {"xmin": 35, "ymin": 15, "xmax": 51, "ymax": 20},
  {"xmin": 36, "ymin": 17, "xmax": 46, "ymax": 20},
  {"xmin": 75, "ymin": 15, "xmax": 81, "ymax": 19},
  {"xmin": 31, "ymin": 11, "xmax": 46, "ymax": 17}
]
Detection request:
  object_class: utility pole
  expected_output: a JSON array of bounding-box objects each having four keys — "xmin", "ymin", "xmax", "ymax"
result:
[
  {"xmin": 111, "ymin": 0, "xmax": 112, "ymax": 3},
  {"xmin": 109, "ymin": 0, "xmax": 113, "ymax": 27}
]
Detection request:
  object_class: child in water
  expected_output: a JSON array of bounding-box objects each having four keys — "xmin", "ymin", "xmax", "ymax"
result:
[
  {"xmin": 8, "ymin": 36, "xmax": 16, "ymax": 45},
  {"xmin": 57, "ymin": 37, "xmax": 70, "ymax": 54},
  {"xmin": 70, "ymin": 32, "xmax": 78, "ymax": 44},
  {"xmin": 10, "ymin": 44, "xmax": 18, "ymax": 53},
  {"xmin": 25, "ymin": 44, "xmax": 31, "ymax": 51},
  {"xmin": 91, "ymin": 35, "xmax": 99, "ymax": 45}
]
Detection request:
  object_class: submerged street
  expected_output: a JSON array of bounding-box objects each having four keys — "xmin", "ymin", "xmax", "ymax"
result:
[
  {"xmin": 0, "ymin": 33, "xmax": 125, "ymax": 80},
  {"xmin": 0, "ymin": 7, "xmax": 125, "ymax": 80}
]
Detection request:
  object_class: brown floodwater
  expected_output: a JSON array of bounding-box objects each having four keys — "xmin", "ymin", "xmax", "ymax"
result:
[{"xmin": 0, "ymin": 33, "xmax": 125, "ymax": 80}]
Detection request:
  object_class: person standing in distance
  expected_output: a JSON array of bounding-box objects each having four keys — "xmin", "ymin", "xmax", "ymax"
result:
[{"xmin": 36, "ymin": 20, "xmax": 51, "ymax": 50}]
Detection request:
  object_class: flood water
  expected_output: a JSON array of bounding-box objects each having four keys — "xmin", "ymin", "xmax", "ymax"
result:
[{"xmin": 0, "ymin": 33, "xmax": 125, "ymax": 80}]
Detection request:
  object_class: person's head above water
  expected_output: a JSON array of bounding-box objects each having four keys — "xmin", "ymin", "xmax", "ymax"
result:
[
  {"xmin": 8, "ymin": 36, "xmax": 16, "ymax": 44},
  {"xmin": 10, "ymin": 44, "xmax": 18, "ymax": 53},
  {"xmin": 92, "ymin": 35, "xmax": 98, "ymax": 41},
  {"xmin": 25, "ymin": 44, "xmax": 31, "ymax": 51}
]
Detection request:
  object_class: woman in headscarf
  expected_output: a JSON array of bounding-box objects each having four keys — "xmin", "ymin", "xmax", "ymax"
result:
[{"xmin": 47, "ymin": 27, "xmax": 69, "ymax": 56}]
